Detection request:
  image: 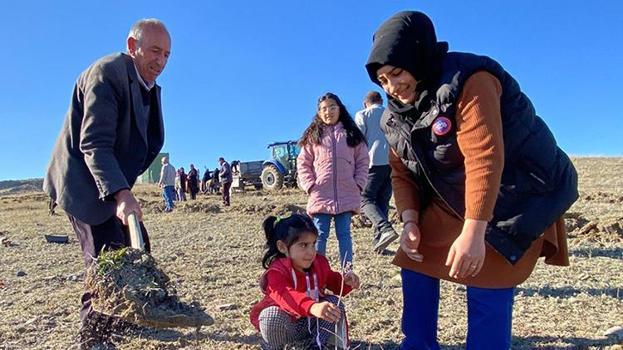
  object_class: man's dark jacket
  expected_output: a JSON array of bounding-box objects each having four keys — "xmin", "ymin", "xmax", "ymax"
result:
[{"xmin": 44, "ymin": 53, "xmax": 164, "ymax": 225}]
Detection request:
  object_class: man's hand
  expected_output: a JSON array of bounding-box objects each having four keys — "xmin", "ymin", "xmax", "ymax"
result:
[
  {"xmin": 309, "ymin": 302, "xmax": 341, "ymax": 323},
  {"xmin": 114, "ymin": 189, "xmax": 142, "ymax": 225},
  {"xmin": 401, "ymin": 221, "xmax": 423, "ymax": 262},
  {"xmin": 445, "ymin": 219, "xmax": 487, "ymax": 279}
]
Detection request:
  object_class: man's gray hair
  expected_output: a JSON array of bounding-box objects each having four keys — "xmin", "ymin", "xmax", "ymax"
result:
[{"xmin": 127, "ymin": 18, "xmax": 168, "ymax": 43}]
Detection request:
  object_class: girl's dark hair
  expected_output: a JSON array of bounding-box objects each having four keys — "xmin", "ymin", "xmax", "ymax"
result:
[
  {"xmin": 299, "ymin": 92, "xmax": 367, "ymax": 148},
  {"xmin": 261, "ymin": 213, "xmax": 318, "ymax": 269}
]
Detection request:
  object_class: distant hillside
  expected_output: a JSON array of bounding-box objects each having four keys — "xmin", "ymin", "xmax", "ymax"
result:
[
  {"xmin": 0, "ymin": 178, "xmax": 43, "ymax": 196},
  {"xmin": 0, "ymin": 157, "xmax": 619, "ymax": 196}
]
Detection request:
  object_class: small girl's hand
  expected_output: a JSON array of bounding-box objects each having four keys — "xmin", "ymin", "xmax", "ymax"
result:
[
  {"xmin": 343, "ymin": 271, "xmax": 360, "ymax": 289},
  {"xmin": 309, "ymin": 301, "xmax": 341, "ymax": 323}
]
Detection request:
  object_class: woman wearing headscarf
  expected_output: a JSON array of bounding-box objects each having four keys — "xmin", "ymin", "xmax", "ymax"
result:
[{"xmin": 365, "ymin": 11, "xmax": 578, "ymax": 349}]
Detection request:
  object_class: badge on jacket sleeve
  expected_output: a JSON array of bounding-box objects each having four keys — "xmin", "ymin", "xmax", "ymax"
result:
[{"xmin": 432, "ymin": 116, "xmax": 452, "ymax": 136}]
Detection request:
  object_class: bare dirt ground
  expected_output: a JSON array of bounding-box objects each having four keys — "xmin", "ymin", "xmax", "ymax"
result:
[{"xmin": 0, "ymin": 157, "xmax": 621, "ymax": 349}]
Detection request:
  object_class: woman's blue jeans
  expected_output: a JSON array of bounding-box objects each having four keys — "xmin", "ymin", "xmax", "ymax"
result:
[{"xmin": 400, "ymin": 269, "xmax": 514, "ymax": 350}]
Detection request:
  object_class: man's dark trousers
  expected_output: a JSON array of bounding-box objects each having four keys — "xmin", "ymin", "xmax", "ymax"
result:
[
  {"xmin": 361, "ymin": 165, "xmax": 393, "ymax": 239},
  {"xmin": 222, "ymin": 181, "xmax": 232, "ymax": 206}
]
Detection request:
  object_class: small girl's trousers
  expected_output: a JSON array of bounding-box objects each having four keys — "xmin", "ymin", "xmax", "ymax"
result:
[{"xmin": 259, "ymin": 295, "xmax": 346, "ymax": 349}]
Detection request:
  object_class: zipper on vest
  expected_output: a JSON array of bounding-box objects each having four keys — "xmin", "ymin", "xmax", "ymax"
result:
[
  {"xmin": 529, "ymin": 172, "xmax": 547, "ymax": 185},
  {"xmin": 330, "ymin": 125, "xmax": 339, "ymax": 213},
  {"xmin": 421, "ymin": 164, "xmax": 463, "ymax": 220}
]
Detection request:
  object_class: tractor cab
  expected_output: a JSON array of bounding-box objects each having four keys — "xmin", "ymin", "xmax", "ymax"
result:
[{"xmin": 261, "ymin": 141, "xmax": 300, "ymax": 191}]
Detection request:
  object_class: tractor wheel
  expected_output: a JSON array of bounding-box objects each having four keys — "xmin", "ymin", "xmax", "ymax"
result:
[{"xmin": 261, "ymin": 165, "xmax": 284, "ymax": 191}]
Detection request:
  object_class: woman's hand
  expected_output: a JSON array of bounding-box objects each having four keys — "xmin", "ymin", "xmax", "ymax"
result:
[
  {"xmin": 343, "ymin": 271, "xmax": 360, "ymax": 289},
  {"xmin": 309, "ymin": 301, "xmax": 341, "ymax": 323},
  {"xmin": 445, "ymin": 219, "xmax": 487, "ymax": 279},
  {"xmin": 401, "ymin": 221, "xmax": 423, "ymax": 262}
]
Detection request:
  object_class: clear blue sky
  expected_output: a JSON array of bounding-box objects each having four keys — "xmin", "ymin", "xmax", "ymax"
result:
[{"xmin": 1, "ymin": 1, "xmax": 621, "ymax": 181}]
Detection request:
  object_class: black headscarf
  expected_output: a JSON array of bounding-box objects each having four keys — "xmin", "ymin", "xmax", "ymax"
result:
[{"xmin": 365, "ymin": 11, "xmax": 448, "ymax": 112}]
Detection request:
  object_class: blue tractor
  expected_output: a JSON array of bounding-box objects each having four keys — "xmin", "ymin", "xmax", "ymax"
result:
[{"xmin": 261, "ymin": 141, "xmax": 301, "ymax": 191}]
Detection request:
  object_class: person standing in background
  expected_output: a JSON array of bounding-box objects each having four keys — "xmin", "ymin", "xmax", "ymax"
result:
[
  {"xmin": 355, "ymin": 91, "xmax": 398, "ymax": 254},
  {"xmin": 158, "ymin": 156, "xmax": 176, "ymax": 212},
  {"xmin": 201, "ymin": 167, "xmax": 211, "ymax": 194},
  {"xmin": 209, "ymin": 167, "xmax": 220, "ymax": 194},
  {"xmin": 187, "ymin": 164, "xmax": 199, "ymax": 200},
  {"xmin": 175, "ymin": 167, "xmax": 187, "ymax": 202},
  {"xmin": 218, "ymin": 157, "xmax": 232, "ymax": 206}
]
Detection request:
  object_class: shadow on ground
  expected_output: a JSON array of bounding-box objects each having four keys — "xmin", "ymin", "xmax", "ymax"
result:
[
  {"xmin": 516, "ymin": 285, "xmax": 623, "ymax": 299},
  {"xmin": 510, "ymin": 335, "xmax": 622, "ymax": 349},
  {"xmin": 346, "ymin": 334, "xmax": 621, "ymax": 349},
  {"xmin": 570, "ymin": 246, "xmax": 623, "ymax": 259}
]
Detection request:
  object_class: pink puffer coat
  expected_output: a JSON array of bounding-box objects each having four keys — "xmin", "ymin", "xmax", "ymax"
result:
[{"xmin": 297, "ymin": 122, "xmax": 369, "ymax": 215}]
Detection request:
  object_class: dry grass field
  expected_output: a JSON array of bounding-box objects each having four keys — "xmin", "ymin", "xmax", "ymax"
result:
[{"xmin": 0, "ymin": 157, "xmax": 621, "ymax": 349}]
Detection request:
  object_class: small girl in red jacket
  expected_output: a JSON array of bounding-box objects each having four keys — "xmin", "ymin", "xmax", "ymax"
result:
[{"xmin": 250, "ymin": 214, "xmax": 360, "ymax": 349}]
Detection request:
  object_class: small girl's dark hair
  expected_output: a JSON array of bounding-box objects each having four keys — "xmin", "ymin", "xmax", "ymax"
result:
[{"xmin": 261, "ymin": 213, "xmax": 318, "ymax": 269}]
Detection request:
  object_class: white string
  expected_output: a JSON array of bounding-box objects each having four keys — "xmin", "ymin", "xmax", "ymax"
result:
[
  {"xmin": 291, "ymin": 266, "xmax": 322, "ymax": 348},
  {"xmin": 312, "ymin": 273, "xmax": 321, "ymax": 348}
]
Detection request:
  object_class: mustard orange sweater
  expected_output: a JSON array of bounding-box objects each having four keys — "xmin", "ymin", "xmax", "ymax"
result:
[
  {"xmin": 391, "ymin": 71, "xmax": 503, "ymax": 221},
  {"xmin": 389, "ymin": 71, "xmax": 568, "ymax": 288}
]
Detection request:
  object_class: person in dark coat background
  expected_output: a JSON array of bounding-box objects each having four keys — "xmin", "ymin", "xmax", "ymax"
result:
[
  {"xmin": 201, "ymin": 167, "xmax": 212, "ymax": 194},
  {"xmin": 187, "ymin": 164, "xmax": 200, "ymax": 200}
]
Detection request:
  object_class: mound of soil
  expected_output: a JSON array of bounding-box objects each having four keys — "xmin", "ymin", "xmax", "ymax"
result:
[
  {"xmin": 565, "ymin": 214, "xmax": 623, "ymax": 244},
  {"xmin": 139, "ymin": 199, "xmax": 164, "ymax": 214},
  {"xmin": 178, "ymin": 202, "xmax": 221, "ymax": 214},
  {"xmin": 581, "ymin": 191, "xmax": 623, "ymax": 204},
  {"xmin": 236, "ymin": 202, "xmax": 305, "ymax": 216},
  {"xmin": 140, "ymin": 199, "xmax": 222, "ymax": 214},
  {"xmin": 85, "ymin": 248, "xmax": 213, "ymax": 329},
  {"xmin": 273, "ymin": 204, "xmax": 306, "ymax": 216},
  {"xmin": 564, "ymin": 212, "xmax": 590, "ymax": 233},
  {"xmin": 599, "ymin": 219, "xmax": 623, "ymax": 237}
]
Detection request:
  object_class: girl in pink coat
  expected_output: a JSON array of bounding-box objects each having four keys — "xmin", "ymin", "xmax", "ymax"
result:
[{"xmin": 297, "ymin": 92, "xmax": 369, "ymax": 266}]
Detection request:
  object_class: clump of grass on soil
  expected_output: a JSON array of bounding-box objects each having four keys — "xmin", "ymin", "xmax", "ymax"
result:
[{"xmin": 85, "ymin": 248, "xmax": 213, "ymax": 329}]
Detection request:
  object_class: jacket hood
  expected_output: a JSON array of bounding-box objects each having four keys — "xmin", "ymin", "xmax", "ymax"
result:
[{"xmin": 259, "ymin": 257, "xmax": 290, "ymax": 293}]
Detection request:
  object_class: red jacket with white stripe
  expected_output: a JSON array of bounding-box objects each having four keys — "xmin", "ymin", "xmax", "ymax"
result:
[{"xmin": 249, "ymin": 255, "xmax": 353, "ymax": 330}]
